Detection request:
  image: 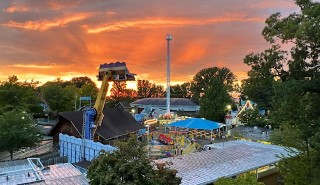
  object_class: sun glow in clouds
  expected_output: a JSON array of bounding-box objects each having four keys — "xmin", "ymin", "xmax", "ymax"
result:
[
  {"xmin": 3, "ymin": 14, "xmax": 90, "ymax": 31},
  {"xmin": 87, "ymin": 16, "xmax": 265, "ymax": 33}
]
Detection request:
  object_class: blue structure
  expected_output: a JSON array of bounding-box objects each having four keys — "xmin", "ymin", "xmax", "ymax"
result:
[
  {"xmin": 59, "ymin": 133, "xmax": 116, "ymax": 163},
  {"xmin": 83, "ymin": 108, "xmax": 96, "ymax": 140},
  {"xmin": 166, "ymin": 118, "xmax": 220, "ymax": 131}
]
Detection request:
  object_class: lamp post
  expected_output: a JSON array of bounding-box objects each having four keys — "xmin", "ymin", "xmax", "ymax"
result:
[
  {"xmin": 146, "ymin": 124, "xmax": 150, "ymax": 157},
  {"xmin": 222, "ymin": 135, "xmax": 226, "ymax": 147}
]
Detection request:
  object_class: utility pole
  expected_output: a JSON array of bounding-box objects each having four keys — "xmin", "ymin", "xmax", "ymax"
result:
[{"xmin": 166, "ymin": 34, "xmax": 172, "ymax": 115}]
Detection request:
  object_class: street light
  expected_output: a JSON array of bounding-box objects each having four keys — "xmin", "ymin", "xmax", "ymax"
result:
[
  {"xmin": 226, "ymin": 105, "xmax": 231, "ymax": 110},
  {"xmin": 222, "ymin": 135, "xmax": 226, "ymax": 147},
  {"xmin": 146, "ymin": 124, "xmax": 150, "ymax": 157}
]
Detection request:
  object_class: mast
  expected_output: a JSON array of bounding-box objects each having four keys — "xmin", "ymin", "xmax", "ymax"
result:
[{"xmin": 166, "ymin": 34, "xmax": 172, "ymax": 115}]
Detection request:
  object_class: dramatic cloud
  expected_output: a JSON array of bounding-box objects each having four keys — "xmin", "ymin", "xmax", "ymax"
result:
[
  {"xmin": 0, "ymin": 0, "xmax": 299, "ymax": 85},
  {"xmin": 3, "ymin": 14, "xmax": 90, "ymax": 31}
]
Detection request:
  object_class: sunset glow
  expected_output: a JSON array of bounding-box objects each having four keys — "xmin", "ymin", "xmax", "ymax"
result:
[{"xmin": 0, "ymin": 0, "xmax": 298, "ymax": 86}]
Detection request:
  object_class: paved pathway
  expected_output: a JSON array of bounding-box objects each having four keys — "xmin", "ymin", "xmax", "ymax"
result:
[{"xmin": 0, "ymin": 140, "xmax": 53, "ymax": 161}]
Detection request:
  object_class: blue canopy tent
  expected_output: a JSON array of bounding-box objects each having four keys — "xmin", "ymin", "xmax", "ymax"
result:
[{"xmin": 166, "ymin": 118, "xmax": 221, "ymax": 139}]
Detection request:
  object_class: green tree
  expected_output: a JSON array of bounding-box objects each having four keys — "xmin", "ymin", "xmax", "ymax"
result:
[
  {"xmin": 0, "ymin": 109, "xmax": 41, "ymax": 160},
  {"xmin": 171, "ymin": 82, "xmax": 191, "ymax": 99},
  {"xmin": 0, "ymin": 76, "xmax": 43, "ymax": 115},
  {"xmin": 70, "ymin": 76, "xmax": 95, "ymax": 88},
  {"xmin": 246, "ymin": 0, "xmax": 320, "ymax": 184},
  {"xmin": 269, "ymin": 80, "xmax": 320, "ymax": 184},
  {"xmin": 191, "ymin": 67, "xmax": 235, "ymax": 103},
  {"xmin": 215, "ymin": 173, "xmax": 264, "ymax": 185},
  {"xmin": 40, "ymin": 81, "xmax": 75, "ymax": 112},
  {"xmin": 199, "ymin": 77, "xmax": 232, "ymax": 122},
  {"xmin": 137, "ymin": 80, "xmax": 164, "ymax": 98},
  {"xmin": 88, "ymin": 135, "xmax": 181, "ymax": 185},
  {"xmin": 238, "ymin": 109, "xmax": 267, "ymax": 127},
  {"xmin": 242, "ymin": 46, "xmax": 287, "ymax": 110}
]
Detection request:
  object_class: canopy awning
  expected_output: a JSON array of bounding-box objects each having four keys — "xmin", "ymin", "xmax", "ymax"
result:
[{"xmin": 166, "ymin": 118, "xmax": 220, "ymax": 131}]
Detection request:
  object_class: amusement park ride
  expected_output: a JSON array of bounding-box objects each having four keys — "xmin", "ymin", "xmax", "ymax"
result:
[{"xmin": 82, "ymin": 62, "xmax": 135, "ymax": 140}]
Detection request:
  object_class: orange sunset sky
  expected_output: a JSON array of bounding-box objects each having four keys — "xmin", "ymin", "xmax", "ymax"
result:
[{"xmin": 0, "ymin": 0, "xmax": 298, "ymax": 87}]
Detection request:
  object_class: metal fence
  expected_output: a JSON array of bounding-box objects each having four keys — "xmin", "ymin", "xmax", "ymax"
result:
[{"xmin": 41, "ymin": 156, "xmax": 69, "ymax": 166}]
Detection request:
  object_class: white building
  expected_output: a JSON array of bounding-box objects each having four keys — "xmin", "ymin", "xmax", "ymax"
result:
[{"xmin": 131, "ymin": 98, "xmax": 200, "ymax": 114}]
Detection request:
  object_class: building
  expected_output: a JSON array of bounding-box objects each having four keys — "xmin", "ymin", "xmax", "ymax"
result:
[
  {"xmin": 48, "ymin": 107, "xmax": 144, "ymax": 144},
  {"xmin": 130, "ymin": 98, "xmax": 200, "ymax": 114},
  {"xmin": 0, "ymin": 158, "xmax": 88, "ymax": 184},
  {"xmin": 155, "ymin": 140, "xmax": 294, "ymax": 185}
]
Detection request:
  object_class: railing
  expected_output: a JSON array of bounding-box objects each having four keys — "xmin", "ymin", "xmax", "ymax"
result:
[{"xmin": 41, "ymin": 156, "xmax": 68, "ymax": 166}]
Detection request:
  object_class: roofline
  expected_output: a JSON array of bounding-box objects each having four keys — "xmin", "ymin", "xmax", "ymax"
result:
[
  {"xmin": 199, "ymin": 161, "xmax": 279, "ymax": 185},
  {"xmin": 116, "ymin": 101, "xmax": 132, "ymax": 108},
  {"xmin": 58, "ymin": 113, "xmax": 82, "ymax": 137},
  {"xmin": 47, "ymin": 120, "xmax": 59, "ymax": 135}
]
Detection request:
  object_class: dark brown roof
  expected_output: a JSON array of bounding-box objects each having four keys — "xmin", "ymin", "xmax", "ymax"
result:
[
  {"xmin": 50, "ymin": 108, "xmax": 144, "ymax": 140},
  {"xmin": 115, "ymin": 101, "xmax": 131, "ymax": 108},
  {"xmin": 74, "ymin": 160, "xmax": 92, "ymax": 169}
]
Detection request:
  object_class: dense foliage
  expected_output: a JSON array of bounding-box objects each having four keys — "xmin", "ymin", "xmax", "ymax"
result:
[
  {"xmin": 0, "ymin": 109, "xmax": 41, "ymax": 160},
  {"xmin": 199, "ymin": 77, "xmax": 232, "ymax": 122},
  {"xmin": 137, "ymin": 80, "xmax": 165, "ymax": 98},
  {"xmin": 88, "ymin": 135, "xmax": 181, "ymax": 185},
  {"xmin": 214, "ymin": 173, "xmax": 264, "ymax": 185},
  {"xmin": 191, "ymin": 67, "xmax": 235, "ymax": 104},
  {"xmin": 0, "ymin": 76, "xmax": 43, "ymax": 116},
  {"xmin": 170, "ymin": 82, "xmax": 191, "ymax": 99},
  {"xmin": 40, "ymin": 77, "xmax": 98, "ymax": 112},
  {"xmin": 242, "ymin": 0, "xmax": 320, "ymax": 184},
  {"xmin": 238, "ymin": 109, "xmax": 267, "ymax": 127}
]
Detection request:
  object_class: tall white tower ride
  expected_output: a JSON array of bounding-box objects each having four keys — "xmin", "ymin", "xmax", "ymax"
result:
[{"xmin": 166, "ymin": 34, "xmax": 172, "ymax": 114}]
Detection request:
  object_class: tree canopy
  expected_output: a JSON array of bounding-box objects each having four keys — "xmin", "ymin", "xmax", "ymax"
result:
[
  {"xmin": 88, "ymin": 135, "xmax": 181, "ymax": 185},
  {"xmin": 242, "ymin": 0, "xmax": 320, "ymax": 184},
  {"xmin": 242, "ymin": 46, "xmax": 287, "ymax": 110},
  {"xmin": 191, "ymin": 67, "xmax": 235, "ymax": 104},
  {"xmin": 170, "ymin": 82, "xmax": 191, "ymax": 99},
  {"xmin": 137, "ymin": 80, "xmax": 165, "ymax": 98},
  {"xmin": 214, "ymin": 173, "xmax": 264, "ymax": 185},
  {"xmin": 106, "ymin": 81, "xmax": 137, "ymax": 108},
  {"xmin": 199, "ymin": 77, "xmax": 232, "ymax": 122},
  {"xmin": 0, "ymin": 76, "xmax": 43, "ymax": 116},
  {"xmin": 40, "ymin": 77, "xmax": 99, "ymax": 112},
  {"xmin": 0, "ymin": 109, "xmax": 41, "ymax": 160}
]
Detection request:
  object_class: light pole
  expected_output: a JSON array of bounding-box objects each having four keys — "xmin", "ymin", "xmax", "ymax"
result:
[
  {"xmin": 222, "ymin": 135, "xmax": 226, "ymax": 147},
  {"xmin": 146, "ymin": 124, "xmax": 150, "ymax": 157}
]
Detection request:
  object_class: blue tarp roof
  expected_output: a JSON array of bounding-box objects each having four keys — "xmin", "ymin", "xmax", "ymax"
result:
[{"xmin": 166, "ymin": 118, "xmax": 220, "ymax": 131}]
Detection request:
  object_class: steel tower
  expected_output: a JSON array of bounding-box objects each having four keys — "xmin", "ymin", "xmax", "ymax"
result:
[{"xmin": 166, "ymin": 34, "xmax": 172, "ymax": 114}]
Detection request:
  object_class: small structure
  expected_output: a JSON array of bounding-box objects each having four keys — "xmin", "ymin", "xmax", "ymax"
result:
[
  {"xmin": 238, "ymin": 100, "xmax": 255, "ymax": 116},
  {"xmin": 0, "ymin": 158, "xmax": 88, "ymax": 184},
  {"xmin": 166, "ymin": 118, "xmax": 220, "ymax": 138},
  {"xmin": 48, "ymin": 107, "xmax": 144, "ymax": 144},
  {"xmin": 155, "ymin": 140, "xmax": 293, "ymax": 185}
]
